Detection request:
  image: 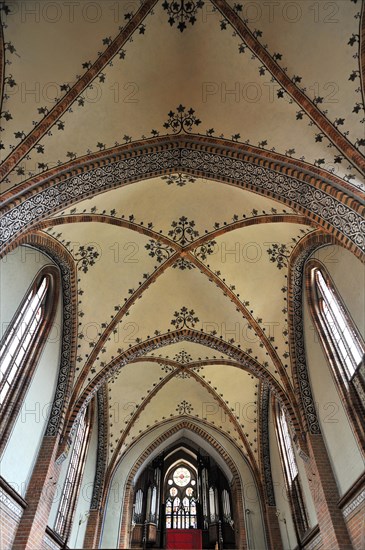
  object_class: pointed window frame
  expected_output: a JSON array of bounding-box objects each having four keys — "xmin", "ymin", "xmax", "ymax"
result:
[
  {"xmin": 307, "ymin": 259, "xmax": 365, "ymax": 445},
  {"xmin": 0, "ymin": 265, "xmax": 59, "ymax": 449},
  {"xmin": 164, "ymin": 463, "xmax": 197, "ymax": 530},
  {"xmin": 54, "ymin": 406, "xmax": 92, "ymax": 540},
  {"xmin": 275, "ymin": 404, "xmax": 309, "ymax": 539}
]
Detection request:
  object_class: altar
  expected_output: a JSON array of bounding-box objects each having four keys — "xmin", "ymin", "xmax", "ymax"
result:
[{"xmin": 166, "ymin": 529, "xmax": 202, "ymax": 549}]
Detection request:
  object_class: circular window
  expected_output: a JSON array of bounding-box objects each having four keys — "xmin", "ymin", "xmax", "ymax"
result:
[
  {"xmin": 170, "ymin": 487, "xmax": 178, "ymax": 497},
  {"xmin": 173, "ymin": 467, "xmax": 191, "ymax": 487},
  {"xmin": 186, "ymin": 487, "xmax": 193, "ymax": 497}
]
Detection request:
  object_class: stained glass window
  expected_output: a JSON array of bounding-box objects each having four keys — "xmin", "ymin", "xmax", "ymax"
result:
[
  {"xmin": 165, "ymin": 464, "xmax": 197, "ymax": 529},
  {"xmin": 173, "ymin": 466, "xmax": 191, "ymax": 486}
]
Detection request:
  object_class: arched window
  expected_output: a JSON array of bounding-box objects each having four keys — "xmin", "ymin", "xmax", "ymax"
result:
[
  {"xmin": 308, "ymin": 262, "xmax": 365, "ymax": 445},
  {"xmin": 165, "ymin": 464, "xmax": 197, "ymax": 529},
  {"xmin": 0, "ymin": 266, "xmax": 59, "ymax": 445},
  {"xmin": 54, "ymin": 408, "xmax": 91, "ymax": 539},
  {"xmin": 276, "ymin": 405, "xmax": 308, "ymax": 537},
  {"xmin": 311, "ymin": 265, "xmax": 365, "ymax": 405}
]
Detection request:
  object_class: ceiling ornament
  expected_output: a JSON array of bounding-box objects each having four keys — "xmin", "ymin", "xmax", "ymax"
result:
[
  {"xmin": 168, "ymin": 216, "xmax": 199, "ymax": 245},
  {"xmin": 176, "ymin": 400, "xmax": 194, "ymax": 414},
  {"xmin": 60, "ymin": 328, "xmax": 301, "ymax": 446},
  {"xmin": 1, "ymin": 144, "xmax": 363, "ymax": 257},
  {"xmin": 176, "ymin": 368, "xmax": 191, "ymax": 379},
  {"xmin": 194, "ymin": 240, "xmax": 217, "ymax": 261},
  {"xmin": 163, "ymin": 104, "xmax": 201, "ymax": 133},
  {"xmin": 173, "ymin": 350, "xmax": 193, "ymax": 364},
  {"xmin": 160, "ymin": 363, "xmax": 174, "ymax": 373},
  {"xmin": 171, "ymin": 307, "xmax": 200, "ymax": 329},
  {"xmin": 45, "ymin": 229, "xmax": 100, "ymax": 273},
  {"xmin": 162, "ymin": 0, "xmax": 205, "ymax": 32},
  {"xmin": 73, "ymin": 244, "xmax": 100, "ymax": 273},
  {"xmin": 266, "ymin": 243, "xmax": 290, "ymax": 271},
  {"xmin": 161, "ymin": 173, "xmax": 196, "ymax": 186},
  {"xmin": 172, "ymin": 257, "xmax": 195, "ymax": 270},
  {"xmin": 145, "ymin": 239, "xmax": 175, "ymax": 263}
]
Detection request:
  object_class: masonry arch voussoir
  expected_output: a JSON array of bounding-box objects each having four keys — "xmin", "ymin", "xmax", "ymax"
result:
[
  {"xmin": 0, "ymin": 232, "xmax": 78, "ymax": 437},
  {"xmin": 111, "ymin": 419, "xmax": 252, "ymax": 550},
  {"xmin": 287, "ymin": 232, "xmax": 348, "ymax": 437},
  {"xmin": 1, "ymin": 137, "xmax": 363, "ymax": 258}
]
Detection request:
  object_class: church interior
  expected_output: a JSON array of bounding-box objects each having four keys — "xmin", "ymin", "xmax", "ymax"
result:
[{"xmin": 0, "ymin": 1, "xmax": 364, "ymax": 549}]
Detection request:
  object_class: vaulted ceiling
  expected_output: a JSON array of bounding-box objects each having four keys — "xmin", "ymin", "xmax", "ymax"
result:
[{"xmin": 1, "ymin": 0, "xmax": 364, "ymax": 489}]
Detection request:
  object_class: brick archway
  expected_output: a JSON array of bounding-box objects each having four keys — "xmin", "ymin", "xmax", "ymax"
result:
[
  {"xmin": 0, "ymin": 233, "xmax": 78, "ymax": 436},
  {"xmin": 1, "ymin": 136, "xmax": 363, "ymax": 259},
  {"xmin": 113, "ymin": 419, "xmax": 256, "ymax": 550}
]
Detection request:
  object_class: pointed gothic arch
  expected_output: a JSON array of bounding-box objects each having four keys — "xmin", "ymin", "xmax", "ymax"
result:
[{"xmin": 107, "ymin": 419, "xmax": 266, "ymax": 550}]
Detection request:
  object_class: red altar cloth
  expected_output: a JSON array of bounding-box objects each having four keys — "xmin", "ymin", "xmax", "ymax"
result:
[{"xmin": 166, "ymin": 529, "xmax": 202, "ymax": 549}]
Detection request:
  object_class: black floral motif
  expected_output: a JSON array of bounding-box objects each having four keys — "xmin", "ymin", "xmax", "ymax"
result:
[
  {"xmin": 171, "ymin": 307, "xmax": 199, "ymax": 329},
  {"xmin": 173, "ymin": 257, "xmax": 195, "ymax": 270},
  {"xmin": 46, "ymin": 230, "xmax": 100, "ymax": 273},
  {"xmin": 74, "ymin": 245, "xmax": 100, "ymax": 273},
  {"xmin": 163, "ymin": 105, "xmax": 201, "ymax": 133},
  {"xmin": 266, "ymin": 243, "xmax": 290, "ymax": 269},
  {"xmin": 176, "ymin": 368, "xmax": 191, "ymax": 379},
  {"xmin": 173, "ymin": 350, "xmax": 192, "ymax": 363},
  {"xmin": 168, "ymin": 216, "xmax": 199, "ymax": 245},
  {"xmin": 1, "ymin": 110, "xmax": 12, "ymax": 121},
  {"xmin": 160, "ymin": 362, "xmax": 174, "ymax": 373},
  {"xmin": 349, "ymin": 70, "xmax": 360, "ymax": 82},
  {"xmin": 161, "ymin": 173, "xmax": 196, "ymax": 186},
  {"xmin": 145, "ymin": 239, "xmax": 174, "ymax": 262},
  {"xmin": 176, "ymin": 400, "xmax": 194, "ymax": 414},
  {"xmin": 162, "ymin": 0, "xmax": 204, "ymax": 32},
  {"xmin": 4, "ymin": 41, "xmax": 17, "ymax": 56},
  {"xmin": 194, "ymin": 240, "xmax": 217, "ymax": 260}
]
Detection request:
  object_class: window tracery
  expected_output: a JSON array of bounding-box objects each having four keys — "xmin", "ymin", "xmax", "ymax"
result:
[
  {"xmin": 165, "ymin": 465, "xmax": 197, "ymax": 529},
  {"xmin": 0, "ymin": 270, "xmax": 55, "ymax": 407}
]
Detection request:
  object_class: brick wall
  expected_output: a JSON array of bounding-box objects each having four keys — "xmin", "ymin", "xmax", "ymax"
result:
[
  {"xmin": 12, "ymin": 435, "xmax": 62, "ymax": 550},
  {"xmin": 0, "ymin": 487, "xmax": 24, "ymax": 550},
  {"xmin": 230, "ymin": 482, "xmax": 247, "ymax": 550},
  {"xmin": 83, "ymin": 508, "xmax": 101, "ymax": 548},
  {"xmin": 343, "ymin": 489, "xmax": 365, "ymax": 550},
  {"xmin": 265, "ymin": 506, "xmax": 283, "ymax": 549},
  {"xmin": 304, "ymin": 434, "xmax": 353, "ymax": 550},
  {"xmin": 119, "ymin": 482, "xmax": 135, "ymax": 549}
]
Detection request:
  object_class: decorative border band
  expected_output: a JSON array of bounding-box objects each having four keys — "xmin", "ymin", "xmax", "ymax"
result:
[
  {"xmin": 0, "ymin": 488, "xmax": 23, "ymax": 519},
  {"xmin": 343, "ymin": 488, "xmax": 365, "ymax": 518},
  {"xmin": 261, "ymin": 383, "xmax": 276, "ymax": 506},
  {"xmin": 90, "ymin": 387, "xmax": 108, "ymax": 510},
  {"xmin": 1, "ymin": 145, "xmax": 364, "ymax": 258}
]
